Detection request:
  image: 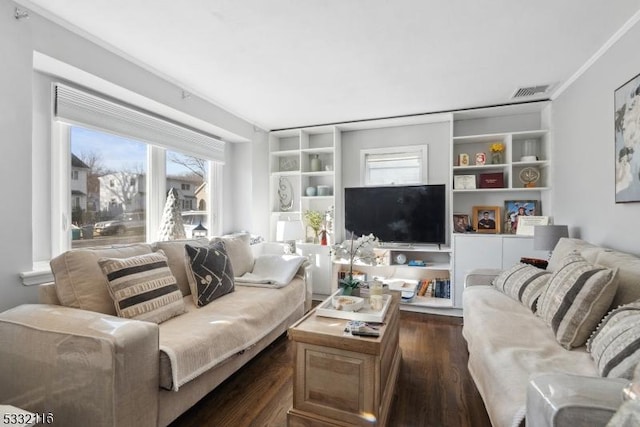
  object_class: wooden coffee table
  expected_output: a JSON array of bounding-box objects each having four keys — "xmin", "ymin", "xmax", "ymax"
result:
[{"xmin": 287, "ymin": 293, "xmax": 401, "ymax": 427}]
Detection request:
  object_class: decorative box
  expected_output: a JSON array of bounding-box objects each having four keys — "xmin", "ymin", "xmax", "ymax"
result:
[{"xmin": 478, "ymin": 172, "xmax": 504, "ymax": 188}]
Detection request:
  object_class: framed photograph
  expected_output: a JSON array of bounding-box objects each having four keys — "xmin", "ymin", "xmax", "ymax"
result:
[
  {"xmin": 472, "ymin": 206, "xmax": 501, "ymax": 234},
  {"xmin": 454, "ymin": 174, "xmax": 476, "ymax": 189},
  {"xmin": 503, "ymin": 200, "xmax": 540, "ymax": 234},
  {"xmin": 453, "ymin": 213, "xmax": 470, "ymax": 233},
  {"xmin": 516, "ymin": 216, "xmax": 550, "ymax": 236},
  {"xmin": 614, "ymin": 72, "xmax": 640, "ymax": 202}
]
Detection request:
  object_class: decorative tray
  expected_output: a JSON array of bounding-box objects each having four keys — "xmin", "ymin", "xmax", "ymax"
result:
[{"xmin": 315, "ymin": 290, "xmax": 392, "ymax": 323}]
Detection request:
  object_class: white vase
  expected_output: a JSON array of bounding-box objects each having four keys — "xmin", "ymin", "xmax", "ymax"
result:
[{"xmin": 310, "ymin": 155, "xmax": 321, "ymax": 172}]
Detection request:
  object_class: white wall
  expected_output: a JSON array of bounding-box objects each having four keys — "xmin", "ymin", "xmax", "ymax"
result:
[
  {"xmin": 552, "ymin": 20, "xmax": 640, "ymax": 255},
  {"xmin": 340, "ymin": 121, "xmax": 452, "ymax": 243},
  {"xmin": 0, "ymin": 1, "xmax": 261, "ymax": 311}
]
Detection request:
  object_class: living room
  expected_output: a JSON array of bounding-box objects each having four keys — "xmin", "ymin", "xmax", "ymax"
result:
[{"xmin": 2, "ymin": 1, "xmax": 640, "ymax": 426}]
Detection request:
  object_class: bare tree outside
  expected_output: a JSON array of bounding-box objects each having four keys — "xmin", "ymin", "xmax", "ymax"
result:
[{"xmin": 168, "ymin": 152, "xmax": 207, "ymax": 179}]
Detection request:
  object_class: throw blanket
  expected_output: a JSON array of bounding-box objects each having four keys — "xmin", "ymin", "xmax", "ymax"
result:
[
  {"xmin": 159, "ymin": 280, "xmax": 306, "ymax": 391},
  {"xmin": 235, "ymin": 254, "xmax": 308, "ymax": 288}
]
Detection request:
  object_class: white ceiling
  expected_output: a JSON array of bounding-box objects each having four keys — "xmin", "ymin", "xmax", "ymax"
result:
[{"xmin": 18, "ymin": 0, "xmax": 640, "ymax": 130}]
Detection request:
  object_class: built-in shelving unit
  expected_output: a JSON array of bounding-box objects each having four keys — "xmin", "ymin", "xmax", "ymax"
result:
[
  {"xmin": 331, "ymin": 246, "xmax": 454, "ymax": 313},
  {"xmin": 451, "ymin": 102, "xmax": 552, "ymax": 219},
  {"xmin": 268, "ymin": 126, "xmax": 342, "ymax": 243}
]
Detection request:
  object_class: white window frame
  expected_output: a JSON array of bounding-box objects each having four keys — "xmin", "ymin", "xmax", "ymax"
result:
[
  {"xmin": 360, "ymin": 145, "xmax": 428, "ymax": 186},
  {"xmin": 24, "ymin": 76, "xmax": 224, "ymax": 285}
]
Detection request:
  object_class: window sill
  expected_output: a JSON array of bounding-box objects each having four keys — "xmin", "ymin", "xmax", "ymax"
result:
[{"xmin": 20, "ymin": 263, "xmax": 54, "ymax": 286}]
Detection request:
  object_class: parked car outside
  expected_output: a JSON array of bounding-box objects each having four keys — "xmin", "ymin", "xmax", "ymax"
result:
[
  {"xmin": 94, "ymin": 212, "xmax": 145, "ymax": 236},
  {"xmin": 182, "ymin": 211, "xmax": 208, "ymax": 238}
]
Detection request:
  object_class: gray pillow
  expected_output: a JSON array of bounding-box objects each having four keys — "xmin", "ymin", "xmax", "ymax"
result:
[
  {"xmin": 588, "ymin": 301, "xmax": 640, "ymax": 379},
  {"xmin": 185, "ymin": 241, "xmax": 235, "ymax": 307},
  {"xmin": 493, "ymin": 263, "xmax": 551, "ymax": 312},
  {"xmin": 537, "ymin": 253, "xmax": 618, "ymax": 349}
]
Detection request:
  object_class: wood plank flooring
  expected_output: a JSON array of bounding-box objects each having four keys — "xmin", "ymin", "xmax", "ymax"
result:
[{"xmin": 169, "ymin": 311, "xmax": 491, "ymax": 427}]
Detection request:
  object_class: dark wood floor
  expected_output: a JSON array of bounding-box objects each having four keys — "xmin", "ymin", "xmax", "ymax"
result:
[{"xmin": 169, "ymin": 311, "xmax": 491, "ymax": 427}]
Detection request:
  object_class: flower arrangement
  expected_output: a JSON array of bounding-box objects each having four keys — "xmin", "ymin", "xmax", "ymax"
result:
[
  {"xmin": 490, "ymin": 142, "xmax": 505, "ymax": 153},
  {"xmin": 332, "ymin": 233, "xmax": 379, "ymax": 295},
  {"xmin": 303, "ymin": 210, "xmax": 324, "ymax": 242}
]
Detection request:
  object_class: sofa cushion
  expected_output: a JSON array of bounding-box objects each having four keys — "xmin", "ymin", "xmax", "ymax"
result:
[
  {"xmin": 493, "ymin": 263, "xmax": 551, "ymax": 312},
  {"xmin": 185, "ymin": 241, "xmax": 235, "ymax": 307},
  {"xmin": 537, "ymin": 253, "xmax": 618, "ymax": 349},
  {"xmin": 462, "ymin": 285, "xmax": 597, "ymax": 427},
  {"xmin": 211, "ymin": 233, "xmax": 254, "ymax": 276},
  {"xmin": 547, "ymin": 238, "xmax": 597, "ymax": 272},
  {"xmin": 50, "ymin": 243, "xmax": 153, "ymax": 315},
  {"xmin": 152, "ymin": 238, "xmax": 209, "ymax": 296},
  {"xmin": 595, "ymin": 250, "xmax": 640, "ymax": 309},
  {"xmin": 99, "ymin": 250, "xmax": 185, "ymax": 324},
  {"xmin": 588, "ymin": 301, "xmax": 640, "ymax": 379}
]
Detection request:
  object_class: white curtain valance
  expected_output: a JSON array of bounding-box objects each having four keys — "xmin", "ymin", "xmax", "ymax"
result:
[{"xmin": 54, "ymin": 83, "xmax": 225, "ymax": 162}]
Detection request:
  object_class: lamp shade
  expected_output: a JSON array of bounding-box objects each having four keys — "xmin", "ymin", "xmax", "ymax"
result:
[
  {"xmin": 276, "ymin": 220, "xmax": 304, "ymax": 242},
  {"xmin": 533, "ymin": 225, "xmax": 569, "ymax": 251}
]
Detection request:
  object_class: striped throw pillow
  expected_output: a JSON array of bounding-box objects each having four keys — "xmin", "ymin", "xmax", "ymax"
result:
[
  {"xmin": 493, "ymin": 263, "xmax": 551, "ymax": 312},
  {"xmin": 588, "ymin": 301, "xmax": 640, "ymax": 379},
  {"xmin": 99, "ymin": 250, "xmax": 185, "ymax": 324},
  {"xmin": 537, "ymin": 253, "xmax": 618, "ymax": 349},
  {"xmin": 185, "ymin": 241, "xmax": 235, "ymax": 307}
]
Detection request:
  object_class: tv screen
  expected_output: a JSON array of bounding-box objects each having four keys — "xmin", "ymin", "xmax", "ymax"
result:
[{"xmin": 344, "ymin": 184, "xmax": 446, "ymax": 244}]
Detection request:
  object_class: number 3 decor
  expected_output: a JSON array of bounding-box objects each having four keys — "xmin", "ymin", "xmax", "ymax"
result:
[{"xmin": 614, "ymin": 72, "xmax": 640, "ymax": 203}]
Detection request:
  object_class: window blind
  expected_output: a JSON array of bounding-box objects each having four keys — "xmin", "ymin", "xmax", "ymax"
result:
[{"xmin": 54, "ymin": 84, "xmax": 225, "ymax": 162}]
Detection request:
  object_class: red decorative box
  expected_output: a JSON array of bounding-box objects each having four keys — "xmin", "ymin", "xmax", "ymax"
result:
[{"xmin": 479, "ymin": 173, "xmax": 504, "ymax": 188}]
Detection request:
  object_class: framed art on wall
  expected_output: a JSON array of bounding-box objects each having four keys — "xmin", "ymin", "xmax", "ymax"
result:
[
  {"xmin": 503, "ymin": 200, "xmax": 540, "ymax": 234},
  {"xmin": 614, "ymin": 72, "xmax": 640, "ymax": 203},
  {"xmin": 472, "ymin": 206, "xmax": 501, "ymax": 234}
]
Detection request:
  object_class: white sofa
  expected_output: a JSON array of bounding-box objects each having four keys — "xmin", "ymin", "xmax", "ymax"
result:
[
  {"xmin": 0, "ymin": 236, "xmax": 310, "ymax": 427},
  {"xmin": 462, "ymin": 238, "xmax": 640, "ymax": 427}
]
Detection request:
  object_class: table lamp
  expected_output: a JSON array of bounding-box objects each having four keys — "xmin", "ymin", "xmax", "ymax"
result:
[
  {"xmin": 276, "ymin": 220, "xmax": 304, "ymax": 254},
  {"xmin": 534, "ymin": 225, "xmax": 569, "ymax": 256}
]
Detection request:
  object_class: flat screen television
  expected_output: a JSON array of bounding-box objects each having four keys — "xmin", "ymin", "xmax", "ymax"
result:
[{"xmin": 344, "ymin": 184, "xmax": 446, "ymax": 244}]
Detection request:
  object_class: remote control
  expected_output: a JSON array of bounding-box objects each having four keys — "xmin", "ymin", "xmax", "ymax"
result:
[{"xmin": 351, "ymin": 330, "xmax": 380, "ymax": 337}]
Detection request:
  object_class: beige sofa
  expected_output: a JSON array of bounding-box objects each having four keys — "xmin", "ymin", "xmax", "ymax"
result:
[
  {"xmin": 462, "ymin": 238, "xmax": 640, "ymax": 427},
  {"xmin": 0, "ymin": 236, "xmax": 311, "ymax": 427}
]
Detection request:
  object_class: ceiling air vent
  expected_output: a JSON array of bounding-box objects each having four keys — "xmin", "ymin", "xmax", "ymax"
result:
[{"xmin": 511, "ymin": 85, "xmax": 551, "ymax": 99}]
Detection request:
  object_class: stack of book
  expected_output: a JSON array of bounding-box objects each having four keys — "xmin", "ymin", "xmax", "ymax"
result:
[{"xmin": 416, "ymin": 278, "xmax": 451, "ymax": 299}]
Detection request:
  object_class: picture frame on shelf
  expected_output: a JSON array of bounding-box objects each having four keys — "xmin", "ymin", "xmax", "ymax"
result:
[
  {"xmin": 454, "ymin": 174, "xmax": 476, "ymax": 189},
  {"xmin": 453, "ymin": 213, "xmax": 470, "ymax": 233},
  {"xmin": 614, "ymin": 72, "xmax": 640, "ymax": 203},
  {"xmin": 503, "ymin": 200, "xmax": 540, "ymax": 234},
  {"xmin": 472, "ymin": 206, "xmax": 501, "ymax": 234},
  {"xmin": 515, "ymin": 216, "xmax": 550, "ymax": 236}
]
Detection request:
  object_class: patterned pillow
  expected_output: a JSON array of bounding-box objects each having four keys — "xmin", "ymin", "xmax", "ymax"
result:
[
  {"xmin": 588, "ymin": 301, "xmax": 640, "ymax": 379},
  {"xmin": 99, "ymin": 250, "xmax": 185, "ymax": 324},
  {"xmin": 185, "ymin": 241, "xmax": 235, "ymax": 307},
  {"xmin": 493, "ymin": 263, "xmax": 551, "ymax": 312},
  {"xmin": 537, "ymin": 253, "xmax": 618, "ymax": 349}
]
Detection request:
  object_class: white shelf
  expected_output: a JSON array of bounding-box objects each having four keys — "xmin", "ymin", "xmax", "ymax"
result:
[
  {"xmin": 453, "ymin": 164, "xmax": 509, "ymax": 171},
  {"xmin": 452, "ymin": 187, "xmax": 550, "ymax": 193},
  {"xmin": 270, "ymin": 149, "xmax": 301, "ymax": 157},
  {"xmin": 402, "ymin": 295, "xmax": 453, "ymax": 308}
]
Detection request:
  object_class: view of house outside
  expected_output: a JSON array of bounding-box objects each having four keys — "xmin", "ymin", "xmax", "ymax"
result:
[{"xmin": 70, "ymin": 126, "xmax": 208, "ymax": 248}]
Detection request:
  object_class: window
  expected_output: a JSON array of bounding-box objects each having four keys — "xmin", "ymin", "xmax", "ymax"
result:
[
  {"xmin": 167, "ymin": 150, "xmax": 209, "ymax": 237},
  {"xmin": 360, "ymin": 146, "xmax": 428, "ymax": 186},
  {"xmin": 181, "ymin": 183, "xmax": 190, "ymax": 191},
  {"xmin": 71, "ymin": 170, "xmax": 78, "ymax": 180},
  {"xmin": 46, "ymin": 83, "xmax": 223, "ymax": 256},
  {"xmin": 70, "ymin": 126, "xmax": 147, "ymax": 248}
]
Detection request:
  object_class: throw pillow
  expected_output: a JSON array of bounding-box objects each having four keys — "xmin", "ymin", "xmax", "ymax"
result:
[
  {"xmin": 493, "ymin": 263, "xmax": 551, "ymax": 312},
  {"xmin": 587, "ymin": 301, "xmax": 640, "ymax": 379},
  {"xmin": 50, "ymin": 243, "xmax": 154, "ymax": 315},
  {"xmin": 211, "ymin": 233, "xmax": 254, "ymax": 276},
  {"xmin": 185, "ymin": 241, "xmax": 235, "ymax": 307},
  {"xmin": 537, "ymin": 253, "xmax": 618, "ymax": 349},
  {"xmin": 98, "ymin": 250, "xmax": 185, "ymax": 324}
]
